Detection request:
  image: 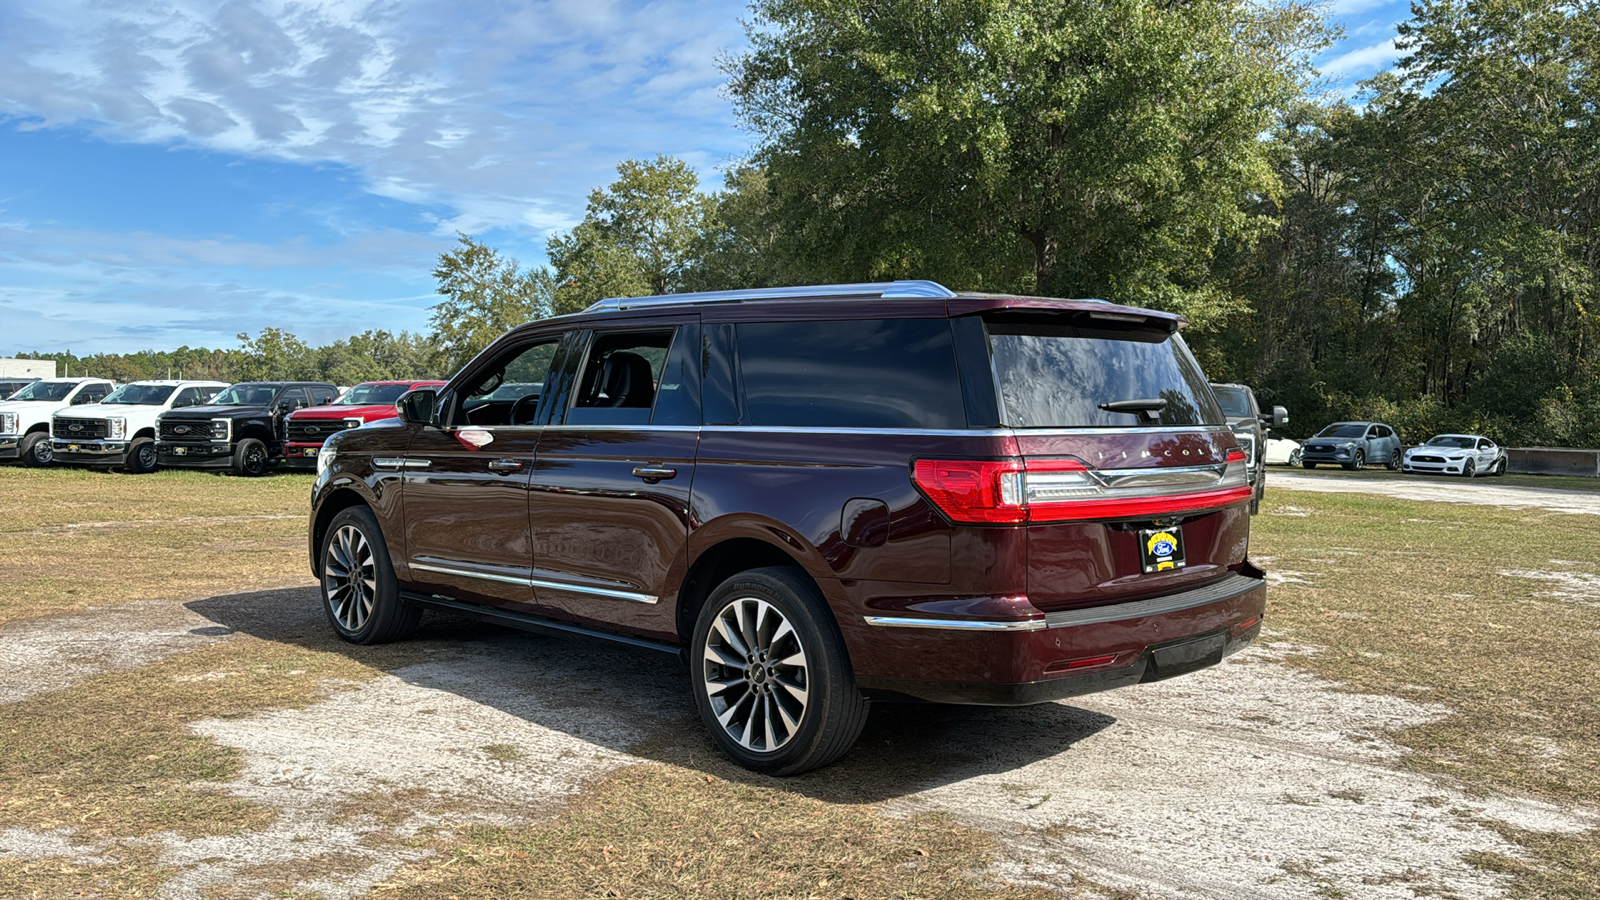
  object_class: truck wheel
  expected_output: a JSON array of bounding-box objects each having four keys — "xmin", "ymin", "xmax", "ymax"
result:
[
  {"xmin": 691, "ymin": 567, "xmax": 868, "ymax": 775},
  {"xmin": 19, "ymin": 432, "xmax": 53, "ymax": 467},
  {"xmin": 124, "ymin": 437, "xmax": 158, "ymax": 474},
  {"xmin": 321, "ymin": 506, "xmax": 419, "ymax": 644},
  {"xmin": 231, "ymin": 438, "xmax": 269, "ymax": 476}
]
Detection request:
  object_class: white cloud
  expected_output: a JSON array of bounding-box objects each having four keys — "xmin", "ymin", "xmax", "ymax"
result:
[
  {"xmin": 1320, "ymin": 38, "xmax": 1401, "ymax": 79},
  {"xmin": 0, "ymin": 0, "xmax": 749, "ymax": 230}
]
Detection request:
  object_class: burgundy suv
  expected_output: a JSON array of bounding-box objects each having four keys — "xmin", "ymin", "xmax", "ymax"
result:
[{"xmin": 309, "ymin": 281, "xmax": 1265, "ymax": 774}]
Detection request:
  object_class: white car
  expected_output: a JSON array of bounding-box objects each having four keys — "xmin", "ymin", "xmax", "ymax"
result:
[
  {"xmin": 1264, "ymin": 437, "xmax": 1301, "ymax": 466},
  {"xmin": 1402, "ymin": 434, "xmax": 1507, "ymax": 477},
  {"xmin": 0, "ymin": 377, "xmax": 118, "ymax": 466},
  {"xmin": 52, "ymin": 380, "xmax": 230, "ymax": 473}
]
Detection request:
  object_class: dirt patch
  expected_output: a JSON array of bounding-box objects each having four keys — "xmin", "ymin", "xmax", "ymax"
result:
[{"xmin": 1268, "ymin": 470, "xmax": 1600, "ymax": 515}]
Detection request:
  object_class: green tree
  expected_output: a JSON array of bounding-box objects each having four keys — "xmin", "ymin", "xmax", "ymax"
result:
[
  {"xmin": 429, "ymin": 234, "xmax": 557, "ymax": 372},
  {"xmin": 726, "ymin": 0, "xmax": 1329, "ymax": 327},
  {"xmin": 235, "ymin": 328, "xmax": 317, "ymax": 381},
  {"xmin": 548, "ymin": 156, "xmax": 719, "ymax": 309},
  {"xmin": 319, "ymin": 330, "xmax": 442, "ymax": 386}
]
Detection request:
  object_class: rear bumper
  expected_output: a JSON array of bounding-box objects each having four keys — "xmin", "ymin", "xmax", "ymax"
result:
[
  {"xmin": 53, "ymin": 439, "xmax": 129, "ymax": 465},
  {"xmin": 841, "ymin": 569, "xmax": 1267, "ymax": 706}
]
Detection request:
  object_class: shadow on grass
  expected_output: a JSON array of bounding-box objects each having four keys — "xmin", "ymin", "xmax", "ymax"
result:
[{"xmin": 186, "ymin": 587, "xmax": 1117, "ymax": 802}]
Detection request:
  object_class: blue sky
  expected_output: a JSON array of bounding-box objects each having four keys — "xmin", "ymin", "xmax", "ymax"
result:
[{"xmin": 1, "ymin": 0, "xmax": 1411, "ymax": 356}]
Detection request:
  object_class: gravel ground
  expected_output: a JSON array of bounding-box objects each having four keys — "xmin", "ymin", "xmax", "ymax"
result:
[
  {"xmin": 3, "ymin": 587, "xmax": 1595, "ymax": 899},
  {"xmin": 1267, "ymin": 470, "xmax": 1600, "ymax": 515}
]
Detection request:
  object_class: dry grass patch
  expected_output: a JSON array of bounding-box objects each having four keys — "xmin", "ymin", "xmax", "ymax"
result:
[
  {"xmin": 1255, "ymin": 489, "xmax": 1600, "ymax": 894},
  {"xmin": 373, "ymin": 764, "xmax": 1055, "ymax": 900},
  {"xmin": 0, "ymin": 633, "xmax": 433, "ymax": 840},
  {"xmin": 0, "ymin": 466, "xmax": 311, "ymax": 531},
  {"xmin": 0, "ymin": 844, "xmax": 171, "ymax": 899}
]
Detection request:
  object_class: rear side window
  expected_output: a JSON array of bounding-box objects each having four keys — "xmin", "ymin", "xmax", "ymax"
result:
[
  {"xmin": 735, "ymin": 319, "xmax": 965, "ymax": 429},
  {"xmin": 987, "ymin": 317, "xmax": 1222, "ymax": 428}
]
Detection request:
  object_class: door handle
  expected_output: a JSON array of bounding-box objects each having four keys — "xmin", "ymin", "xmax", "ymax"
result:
[
  {"xmin": 488, "ymin": 458, "xmax": 525, "ymax": 472},
  {"xmin": 632, "ymin": 464, "xmax": 677, "ymax": 482}
]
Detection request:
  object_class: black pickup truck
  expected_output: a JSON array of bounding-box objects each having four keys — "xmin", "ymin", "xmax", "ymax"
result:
[
  {"xmin": 1209, "ymin": 383, "xmax": 1288, "ymax": 515},
  {"xmin": 156, "ymin": 381, "xmax": 339, "ymax": 475}
]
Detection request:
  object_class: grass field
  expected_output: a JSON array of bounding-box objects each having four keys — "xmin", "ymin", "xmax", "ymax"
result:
[{"xmin": 0, "ymin": 464, "xmax": 1595, "ymax": 897}]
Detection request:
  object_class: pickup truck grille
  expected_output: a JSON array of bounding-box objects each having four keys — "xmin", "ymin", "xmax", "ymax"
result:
[
  {"xmin": 286, "ymin": 419, "xmax": 359, "ymax": 443},
  {"xmin": 160, "ymin": 420, "xmax": 212, "ymax": 440},
  {"xmin": 54, "ymin": 417, "xmax": 108, "ymax": 439}
]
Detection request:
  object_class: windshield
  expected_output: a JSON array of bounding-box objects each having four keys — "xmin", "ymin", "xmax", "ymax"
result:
[
  {"xmin": 1425, "ymin": 435, "xmax": 1476, "ymax": 449},
  {"xmin": 1317, "ymin": 423, "xmax": 1368, "ymax": 438},
  {"xmin": 335, "ymin": 383, "xmax": 412, "ymax": 406},
  {"xmin": 103, "ymin": 384, "xmax": 177, "ymax": 406},
  {"xmin": 1210, "ymin": 386, "xmax": 1253, "ymax": 418},
  {"xmin": 10, "ymin": 381, "xmax": 75, "ymax": 402},
  {"xmin": 988, "ymin": 317, "xmax": 1222, "ymax": 428},
  {"xmin": 210, "ymin": 385, "xmax": 279, "ymax": 406}
]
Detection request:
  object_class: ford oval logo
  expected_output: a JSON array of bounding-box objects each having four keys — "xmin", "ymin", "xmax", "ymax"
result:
[
  {"xmin": 174, "ymin": 425, "xmax": 190, "ymax": 434},
  {"xmin": 307, "ymin": 426, "xmax": 319, "ymax": 434},
  {"xmin": 68, "ymin": 424, "xmax": 83, "ymax": 432}
]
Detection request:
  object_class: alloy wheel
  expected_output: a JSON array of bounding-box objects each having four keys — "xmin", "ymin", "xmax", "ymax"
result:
[
  {"xmin": 324, "ymin": 524, "xmax": 377, "ymax": 632},
  {"xmin": 701, "ymin": 596, "xmax": 810, "ymax": 753}
]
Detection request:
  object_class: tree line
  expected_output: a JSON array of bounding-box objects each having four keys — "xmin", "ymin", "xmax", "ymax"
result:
[{"xmin": 21, "ymin": 0, "xmax": 1600, "ymax": 446}]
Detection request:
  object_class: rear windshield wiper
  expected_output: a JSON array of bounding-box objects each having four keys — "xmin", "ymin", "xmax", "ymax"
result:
[{"xmin": 1098, "ymin": 398, "xmax": 1167, "ymax": 422}]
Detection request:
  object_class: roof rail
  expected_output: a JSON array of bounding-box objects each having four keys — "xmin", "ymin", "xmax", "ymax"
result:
[{"xmin": 584, "ymin": 279, "xmax": 956, "ymax": 312}]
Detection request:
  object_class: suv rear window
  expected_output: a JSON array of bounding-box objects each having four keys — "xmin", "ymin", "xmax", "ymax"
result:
[
  {"xmin": 987, "ymin": 316, "xmax": 1222, "ymax": 428},
  {"xmin": 736, "ymin": 319, "xmax": 964, "ymax": 429}
]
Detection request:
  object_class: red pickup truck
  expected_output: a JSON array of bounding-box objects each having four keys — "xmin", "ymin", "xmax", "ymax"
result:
[{"xmin": 280, "ymin": 380, "xmax": 445, "ymax": 469}]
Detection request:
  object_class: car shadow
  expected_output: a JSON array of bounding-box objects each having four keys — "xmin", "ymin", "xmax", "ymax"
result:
[{"xmin": 186, "ymin": 587, "xmax": 1118, "ymax": 802}]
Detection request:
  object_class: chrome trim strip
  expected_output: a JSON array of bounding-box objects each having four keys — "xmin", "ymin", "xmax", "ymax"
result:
[
  {"xmin": 701, "ymin": 425, "xmax": 1233, "ymax": 438},
  {"xmin": 543, "ymin": 424, "xmax": 700, "ymax": 433},
  {"xmin": 862, "ymin": 615, "xmax": 1046, "ymax": 632},
  {"xmin": 373, "ymin": 457, "xmax": 406, "ymax": 469},
  {"xmin": 530, "ymin": 577, "xmax": 658, "ymax": 605},
  {"xmin": 1043, "ymin": 574, "xmax": 1261, "ymax": 629},
  {"xmin": 585, "ymin": 279, "xmax": 955, "ymax": 312},
  {"xmin": 410, "ymin": 561, "xmax": 657, "ymax": 604},
  {"xmin": 411, "ymin": 562, "xmax": 531, "ymax": 588}
]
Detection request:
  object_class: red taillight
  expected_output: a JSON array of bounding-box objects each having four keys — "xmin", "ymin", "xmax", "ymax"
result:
[
  {"xmin": 911, "ymin": 458, "xmax": 1026, "ymax": 524},
  {"xmin": 913, "ymin": 454, "xmax": 1252, "ymax": 524}
]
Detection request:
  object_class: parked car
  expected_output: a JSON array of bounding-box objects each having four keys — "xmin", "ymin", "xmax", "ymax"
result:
[
  {"xmin": 279, "ymin": 380, "xmax": 448, "ymax": 470},
  {"xmin": 1403, "ymin": 434, "xmax": 1507, "ymax": 477},
  {"xmin": 1264, "ymin": 437, "xmax": 1302, "ymax": 466},
  {"xmin": 51, "ymin": 380, "xmax": 229, "ymax": 473},
  {"xmin": 157, "ymin": 381, "xmax": 340, "ymax": 476},
  {"xmin": 310, "ymin": 280, "xmax": 1266, "ymax": 775},
  {"xmin": 1300, "ymin": 421, "xmax": 1403, "ymax": 470},
  {"xmin": 0, "ymin": 377, "xmax": 118, "ymax": 466},
  {"xmin": 1208, "ymin": 383, "xmax": 1287, "ymax": 515},
  {"xmin": 0, "ymin": 378, "xmax": 40, "ymax": 400}
]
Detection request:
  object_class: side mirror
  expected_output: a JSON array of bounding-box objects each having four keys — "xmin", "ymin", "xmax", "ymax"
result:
[
  {"xmin": 397, "ymin": 389, "xmax": 439, "ymax": 427},
  {"xmin": 1262, "ymin": 406, "xmax": 1288, "ymax": 429}
]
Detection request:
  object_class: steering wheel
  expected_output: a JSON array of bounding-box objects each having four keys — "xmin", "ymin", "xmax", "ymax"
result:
[{"xmin": 510, "ymin": 393, "xmax": 541, "ymax": 426}]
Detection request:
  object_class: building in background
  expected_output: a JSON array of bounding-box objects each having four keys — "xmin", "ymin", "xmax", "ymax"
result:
[{"xmin": 0, "ymin": 358, "xmax": 55, "ymax": 379}]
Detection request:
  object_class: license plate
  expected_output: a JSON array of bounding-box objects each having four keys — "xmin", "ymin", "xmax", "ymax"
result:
[
  {"xmin": 1139, "ymin": 526, "xmax": 1186, "ymax": 573},
  {"xmin": 303, "ymin": 447, "xmax": 317, "ymax": 456},
  {"xmin": 174, "ymin": 447, "xmax": 188, "ymax": 456}
]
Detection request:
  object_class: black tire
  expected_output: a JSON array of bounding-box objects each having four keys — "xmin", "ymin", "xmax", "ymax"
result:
[
  {"xmin": 1387, "ymin": 449, "xmax": 1401, "ymax": 471},
  {"xmin": 19, "ymin": 432, "xmax": 53, "ymax": 467},
  {"xmin": 1494, "ymin": 457, "xmax": 1507, "ymax": 477},
  {"xmin": 1344, "ymin": 450, "xmax": 1365, "ymax": 471},
  {"xmin": 1302, "ymin": 460, "xmax": 1316, "ymax": 469},
  {"xmin": 231, "ymin": 437, "xmax": 269, "ymax": 476},
  {"xmin": 1463, "ymin": 459, "xmax": 1476, "ymax": 478},
  {"xmin": 320, "ymin": 505, "xmax": 419, "ymax": 644},
  {"xmin": 123, "ymin": 437, "xmax": 158, "ymax": 474},
  {"xmin": 691, "ymin": 567, "xmax": 868, "ymax": 775}
]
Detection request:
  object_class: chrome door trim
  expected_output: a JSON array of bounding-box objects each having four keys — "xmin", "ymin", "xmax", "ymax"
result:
[
  {"xmin": 410, "ymin": 562, "xmax": 531, "ymax": 588},
  {"xmin": 410, "ymin": 561, "xmax": 658, "ymax": 605}
]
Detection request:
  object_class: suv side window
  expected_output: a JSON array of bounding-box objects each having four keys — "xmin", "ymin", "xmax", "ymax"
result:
[
  {"xmin": 567, "ymin": 329, "xmax": 678, "ymax": 427},
  {"xmin": 735, "ymin": 318, "xmax": 965, "ymax": 429},
  {"xmin": 458, "ymin": 339, "xmax": 563, "ymax": 427}
]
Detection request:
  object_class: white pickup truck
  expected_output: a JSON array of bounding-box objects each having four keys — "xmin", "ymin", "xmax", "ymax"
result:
[
  {"xmin": 52, "ymin": 380, "xmax": 230, "ymax": 473},
  {"xmin": 0, "ymin": 377, "xmax": 118, "ymax": 466}
]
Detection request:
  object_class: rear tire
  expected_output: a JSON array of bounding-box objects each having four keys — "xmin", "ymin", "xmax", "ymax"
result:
[
  {"xmin": 123, "ymin": 437, "xmax": 158, "ymax": 474},
  {"xmin": 1387, "ymin": 449, "xmax": 1401, "ymax": 470},
  {"xmin": 1463, "ymin": 459, "xmax": 1476, "ymax": 478},
  {"xmin": 1494, "ymin": 457, "xmax": 1507, "ymax": 477},
  {"xmin": 19, "ymin": 432, "xmax": 52, "ymax": 467},
  {"xmin": 231, "ymin": 437, "xmax": 269, "ymax": 476},
  {"xmin": 1287, "ymin": 448, "xmax": 1302, "ymax": 467},
  {"xmin": 691, "ymin": 567, "xmax": 868, "ymax": 775},
  {"xmin": 320, "ymin": 505, "xmax": 419, "ymax": 644}
]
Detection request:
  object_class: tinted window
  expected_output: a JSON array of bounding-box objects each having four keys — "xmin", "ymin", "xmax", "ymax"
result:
[
  {"xmin": 212, "ymin": 384, "xmax": 279, "ymax": 406},
  {"xmin": 1211, "ymin": 386, "xmax": 1253, "ymax": 418},
  {"xmin": 276, "ymin": 388, "xmax": 311, "ymax": 411},
  {"xmin": 568, "ymin": 330, "xmax": 676, "ymax": 426},
  {"xmin": 1318, "ymin": 423, "xmax": 1367, "ymax": 438},
  {"xmin": 336, "ymin": 383, "xmax": 411, "ymax": 406},
  {"xmin": 988, "ymin": 318, "xmax": 1221, "ymax": 428},
  {"xmin": 736, "ymin": 319, "xmax": 965, "ymax": 429},
  {"xmin": 12, "ymin": 382, "xmax": 76, "ymax": 402},
  {"xmin": 104, "ymin": 384, "xmax": 177, "ymax": 405}
]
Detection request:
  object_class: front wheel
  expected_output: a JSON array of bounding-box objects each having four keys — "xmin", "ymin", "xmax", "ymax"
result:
[
  {"xmin": 19, "ymin": 433, "xmax": 53, "ymax": 467},
  {"xmin": 231, "ymin": 437, "xmax": 269, "ymax": 476},
  {"xmin": 692, "ymin": 567, "xmax": 868, "ymax": 775},
  {"xmin": 123, "ymin": 437, "xmax": 158, "ymax": 474},
  {"xmin": 1344, "ymin": 450, "xmax": 1365, "ymax": 471},
  {"xmin": 320, "ymin": 506, "xmax": 419, "ymax": 644}
]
